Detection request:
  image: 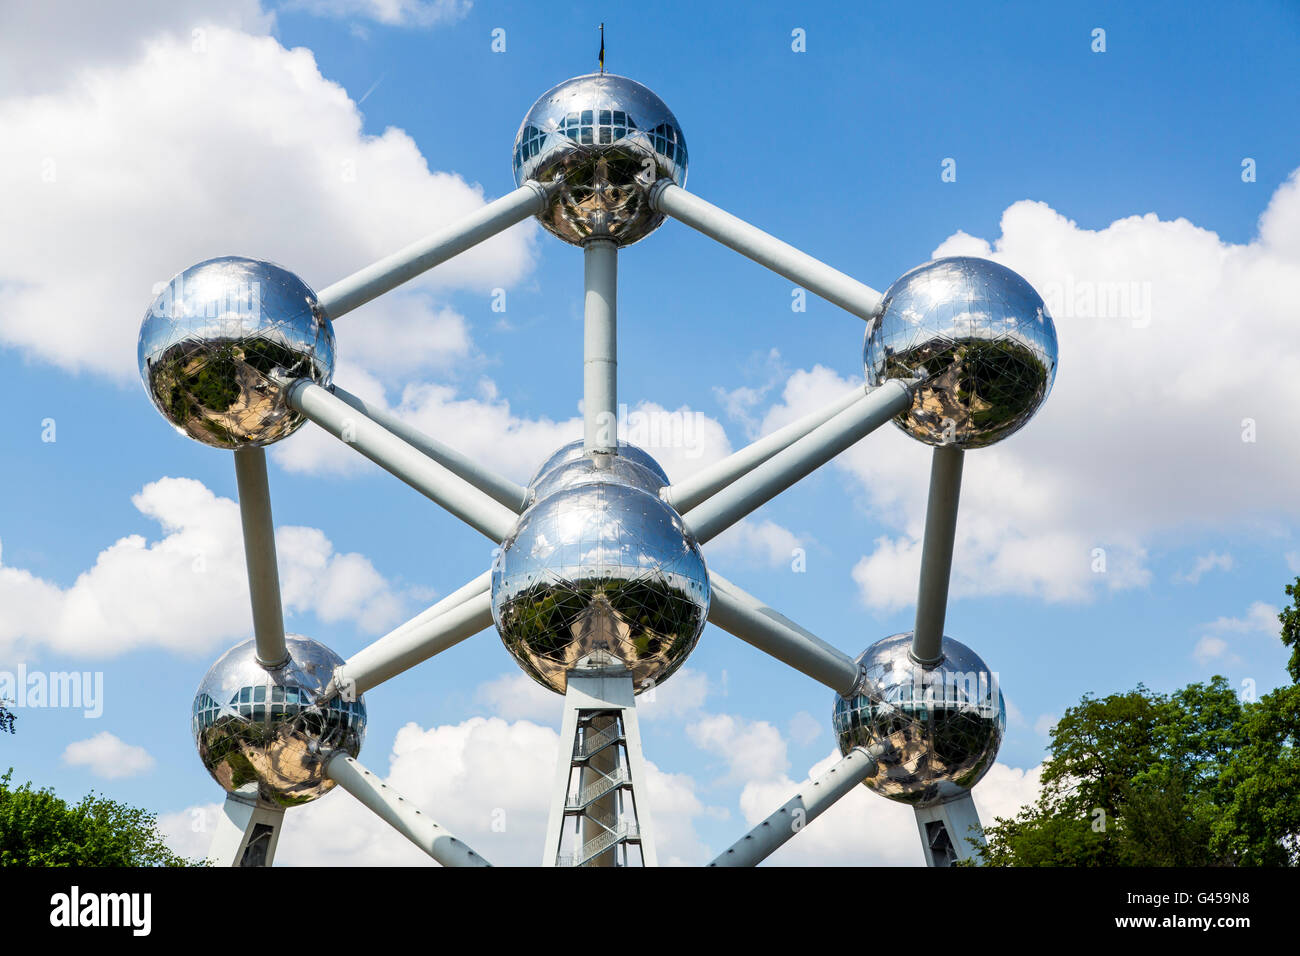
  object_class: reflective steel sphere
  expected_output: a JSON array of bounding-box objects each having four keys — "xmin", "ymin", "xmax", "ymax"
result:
[
  {"xmin": 138, "ymin": 256, "xmax": 335, "ymax": 449},
  {"xmin": 192, "ymin": 636, "xmax": 365, "ymax": 807},
  {"xmin": 492, "ymin": 480, "xmax": 709, "ymax": 695},
  {"xmin": 865, "ymin": 257, "xmax": 1057, "ymax": 449},
  {"xmin": 513, "ymin": 73, "xmax": 687, "ymax": 246},
  {"xmin": 832, "ymin": 632, "xmax": 1004, "ymax": 807},
  {"xmin": 530, "ymin": 450, "xmax": 666, "ymax": 503},
  {"xmin": 528, "ymin": 439, "xmax": 670, "ymax": 492}
]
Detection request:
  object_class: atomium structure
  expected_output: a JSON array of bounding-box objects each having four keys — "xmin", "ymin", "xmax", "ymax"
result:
[{"xmin": 140, "ymin": 70, "xmax": 1057, "ymax": 868}]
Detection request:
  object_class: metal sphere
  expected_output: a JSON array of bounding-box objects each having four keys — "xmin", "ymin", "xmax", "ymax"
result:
[
  {"xmin": 513, "ymin": 73, "xmax": 687, "ymax": 246},
  {"xmin": 492, "ymin": 481, "xmax": 709, "ymax": 695},
  {"xmin": 832, "ymin": 632, "xmax": 1004, "ymax": 807},
  {"xmin": 528, "ymin": 439, "xmax": 670, "ymax": 492},
  {"xmin": 530, "ymin": 450, "xmax": 667, "ymax": 503},
  {"xmin": 192, "ymin": 636, "xmax": 365, "ymax": 807},
  {"xmin": 864, "ymin": 256, "xmax": 1057, "ymax": 449},
  {"xmin": 138, "ymin": 256, "xmax": 335, "ymax": 449}
]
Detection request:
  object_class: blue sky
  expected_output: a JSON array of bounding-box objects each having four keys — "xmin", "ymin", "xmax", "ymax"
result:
[{"xmin": 1, "ymin": 0, "xmax": 1298, "ymax": 865}]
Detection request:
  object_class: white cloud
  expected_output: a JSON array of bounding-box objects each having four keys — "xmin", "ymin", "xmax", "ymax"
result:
[
  {"xmin": 274, "ymin": 380, "xmax": 736, "ymax": 491},
  {"xmin": 0, "ymin": 477, "xmax": 408, "ymax": 660},
  {"xmin": 282, "ymin": 0, "xmax": 471, "ymax": 28},
  {"xmin": 62, "ymin": 732, "xmax": 156, "ymax": 778},
  {"xmin": 0, "ymin": 1, "xmax": 273, "ymax": 95},
  {"xmin": 638, "ymin": 668, "xmax": 709, "ymax": 720},
  {"xmin": 1194, "ymin": 635, "xmax": 1233, "ymax": 666},
  {"xmin": 1203, "ymin": 601, "xmax": 1281, "ymax": 638},
  {"xmin": 686, "ymin": 712, "xmax": 789, "ymax": 786},
  {"xmin": 160, "ymin": 711, "xmax": 1039, "ymax": 868},
  {"xmin": 787, "ymin": 710, "xmax": 823, "ymax": 747},
  {"xmin": 711, "ymin": 347, "xmax": 787, "ymax": 438},
  {"xmin": 473, "ymin": 667, "xmax": 709, "ymax": 724},
  {"xmin": 707, "ymin": 519, "xmax": 806, "ymax": 571},
  {"xmin": 733, "ymin": 749, "xmax": 1043, "ymax": 866},
  {"xmin": 1192, "ymin": 600, "xmax": 1279, "ymax": 667},
  {"xmin": 757, "ymin": 170, "xmax": 1300, "ymax": 609},
  {"xmin": 1181, "ymin": 550, "xmax": 1233, "ymax": 583},
  {"xmin": 0, "ymin": 23, "xmax": 537, "ymax": 382},
  {"xmin": 162, "ymin": 715, "xmax": 717, "ymax": 866},
  {"xmin": 474, "ymin": 672, "xmax": 560, "ymax": 724}
]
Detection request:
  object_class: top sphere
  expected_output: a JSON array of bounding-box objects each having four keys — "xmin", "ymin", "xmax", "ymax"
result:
[
  {"xmin": 513, "ymin": 73, "xmax": 687, "ymax": 246},
  {"xmin": 138, "ymin": 256, "xmax": 335, "ymax": 449},
  {"xmin": 864, "ymin": 257, "xmax": 1057, "ymax": 449}
]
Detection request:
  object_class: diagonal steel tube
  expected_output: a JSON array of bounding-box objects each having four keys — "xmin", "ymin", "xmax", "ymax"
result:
[
  {"xmin": 663, "ymin": 385, "xmax": 869, "ymax": 514},
  {"xmin": 683, "ymin": 380, "xmax": 912, "ymax": 544},
  {"xmin": 317, "ymin": 182, "xmax": 550, "ymax": 319},
  {"xmin": 233, "ymin": 447, "xmax": 288, "ymax": 669},
  {"xmin": 331, "ymin": 587, "xmax": 494, "ymax": 698},
  {"xmin": 650, "ymin": 182, "xmax": 883, "ymax": 321},
  {"xmin": 707, "ymin": 572, "xmax": 860, "ymax": 695},
  {"xmin": 331, "ymin": 385, "xmax": 528, "ymax": 513},
  {"xmin": 325, "ymin": 753, "xmax": 491, "ymax": 867},
  {"xmin": 708, "ymin": 745, "xmax": 883, "ymax": 867},
  {"xmin": 911, "ymin": 445, "xmax": 964, "ymax": 666},
  {"xmin": 286, "ymin": 379, "xmax": 518, "ymax": 542}
]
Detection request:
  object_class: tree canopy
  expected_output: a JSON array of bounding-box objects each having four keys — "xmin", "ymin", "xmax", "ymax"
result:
[
  {"xmin": 971, "ymin": 578, "xmax": 1300, "ymax": 866},
  {"xmin": 0, "ymin": 769, "xmax": 195, "ymax": 867}
]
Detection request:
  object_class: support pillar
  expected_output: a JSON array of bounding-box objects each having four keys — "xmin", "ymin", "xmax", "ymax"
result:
[
  {"xmin": 914, "ymin": 792, "xmax": 984, "ymax": 867},
  {"xmin": 207, "ymin": 793, "xmax": 285, "ymax": 867},
  {"xmin": 543, "ymin": 664, "xmax": 656, "ymax": 866}
]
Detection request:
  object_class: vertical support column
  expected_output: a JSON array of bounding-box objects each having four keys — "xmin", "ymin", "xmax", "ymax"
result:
[
  {"xmin": 233, "ymin": 447, "xmax": 288, "ymax": 668},
  {"xmin": 207, "ymin": 793, "xmax": 285, "ymax": 867},
  {"xmin": 911, "ymin": 444, "xmax": 964, "ymax": 666},
  {"xmin": 542, "ymin": 667, "xmax": 657, "ymax": 866},
  {"xmin": 914, "ymin": 792, "xmax": 984, "ymax": 866},
  {"xmin": 583, "ymin": 239, "xmax": 618, "ymax": 453},
  {"xmin": 582, "ymin": 713, "xmax": 619, "ymax": 868}
]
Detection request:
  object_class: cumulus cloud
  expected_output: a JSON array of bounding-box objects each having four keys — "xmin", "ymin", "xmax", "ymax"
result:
[
  {"xmin": 62, "ymin": 732, "xmax": 156, "ymax": 779},
  {"xmin": 474, "ymin": 667, "xmax": 709, "ymax": 724},
  {"xmin": 162, "ymin": 715, "xmax": 717, "ymax": 866},
  {"xmin": 0, "ymin": 21, "xmax": 536, "ymax": 382},
  {"xmin": 0, "ymin": 1, "xmax": 272, "ymax": 94},
  {"xmin": 687, "ymin": 713, "xmax": 789, "ymax": 786},
  {"xmin": 1181, "ymin": 550, "xmax": 1234, "ymax": 584},
  {"xmin": 707, "ymin": 519, "xmax": 806, "ymax": 571},
  {"xmin": 1193, "ymin": 600, "xmax": 1279, "ymax": 667},
  {"xmin": 679, "ymin": 708, "xmax": 1043, "ymax": 866},
  {"xmin": 755, "ymin": 170, "xmax": 1300, "ymax": 609},
  {"xmin": 736, "ymin": 750, "xmax": 1043, "ymax": 867},
  {"xmin": 274, "ymin": 377, "xmax": 737, "ymax": 489},
  {"xmin": 0, "ymin": 477, "xmax": 408, "ymax": 660}
]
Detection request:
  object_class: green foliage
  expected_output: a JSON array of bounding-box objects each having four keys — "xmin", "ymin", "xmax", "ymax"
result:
[
  {"xmin": 971, "ymin": 578, "xmax": 1300, "ymax": 866},
  {"xmin": 0, "ymin": 702, "xmax": 14, "ymax": 735},
  {"xmin": 0, "ymin": 769, "xmax": 198, "ymax": 867},
  {"xmin": 1278, "ymin": 579, "xmax": 1300, "ymax": 684}
]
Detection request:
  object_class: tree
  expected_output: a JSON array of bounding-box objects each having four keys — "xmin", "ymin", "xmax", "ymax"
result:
[
  {"xmin": 971, "ymin": 634, "xmax": 1299, "ymax": 866},
  {"xmin": 0, "ymin": 702, "xmax": 14, "ymax": 735},
  {"xmin": 0, "ymin": 770, "xmax": 198, "ymax": 866}
]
